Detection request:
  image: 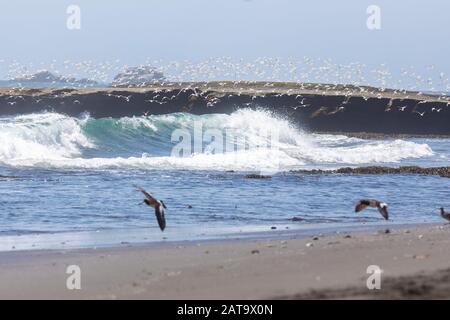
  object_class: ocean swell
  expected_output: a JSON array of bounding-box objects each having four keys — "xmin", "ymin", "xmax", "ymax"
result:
[{"xmin": 0, "ymin": 110, "xmax": 434, "ymax": 170}]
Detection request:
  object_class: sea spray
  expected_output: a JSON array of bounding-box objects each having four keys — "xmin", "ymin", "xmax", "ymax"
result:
[{"xmin": 0, "ymin": 110, "xmax": 433, "ymax": 170}]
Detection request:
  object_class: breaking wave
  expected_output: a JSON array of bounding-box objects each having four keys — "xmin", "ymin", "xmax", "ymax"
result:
[{"xmin": 0, "ymin": 109, "xmax": 434, "ymax": 171}]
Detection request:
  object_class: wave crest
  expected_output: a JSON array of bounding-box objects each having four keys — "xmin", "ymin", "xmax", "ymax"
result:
[
  {"xmin": 0, "ymin": 113, "xmax": 93, "ymax": 161},
  {"xmin": 0, "ymin": 110, "xmax": 434, "ymax": 170}
]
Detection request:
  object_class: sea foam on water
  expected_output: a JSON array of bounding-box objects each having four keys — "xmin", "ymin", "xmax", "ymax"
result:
[{"xmin": 0, "ymin": 109, "xmax": 434, "ymax": 170}]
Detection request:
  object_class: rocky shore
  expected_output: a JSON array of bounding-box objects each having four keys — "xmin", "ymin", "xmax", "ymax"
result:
[{"xmin": 291, "ymin": 166, "xmax": 450, "ymax": 178}]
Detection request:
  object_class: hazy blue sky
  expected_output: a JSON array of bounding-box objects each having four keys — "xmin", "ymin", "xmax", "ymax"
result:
[{"xmin": 0, "ymin": 0, "xmax": 449, "ymax": 85}]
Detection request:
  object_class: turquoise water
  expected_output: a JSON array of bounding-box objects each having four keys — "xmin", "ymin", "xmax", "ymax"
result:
[{"xmin": 0, "ymin": 109, "xmax": 449, "ymax": 250}]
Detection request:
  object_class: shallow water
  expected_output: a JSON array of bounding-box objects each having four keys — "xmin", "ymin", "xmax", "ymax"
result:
[{"xmin": 0, "ymin": 109, "xmax": 449, "ymax": 250}]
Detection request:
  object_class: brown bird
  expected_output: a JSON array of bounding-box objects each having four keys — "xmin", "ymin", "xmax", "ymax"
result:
[
  {"xmin": 135, "ymin": 185, "xmax": 167, "ymax": 231},
  {"xmin": 355, "ymin": 199, "xmax": 389, "ymax": 220},
  {"xmin": 440, "ymin": 208, "xmax": 450, "ymax": 223}
]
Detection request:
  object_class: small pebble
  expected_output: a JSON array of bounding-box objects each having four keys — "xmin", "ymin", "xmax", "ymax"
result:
[
  {"xmin": 251, "ymin": 249, "xmax": 260, "ymax": 254},
  {"xmin": 306, "ymin": 242, "xmax": 314, "ymax": 247},
  {"xmin": 344, "ymin": 234, "xmax": 352, "ymax": 239},
  {"xmin": 271, "ymin": 226, "xmax": 277, "ymax": 230},
  {"xmin": 418, "ymin": 234, "xmax": 424, "ymax": 239},
  {"xmin": 312, "ymin": 236, "xmax": 319, "ymax": 241}
]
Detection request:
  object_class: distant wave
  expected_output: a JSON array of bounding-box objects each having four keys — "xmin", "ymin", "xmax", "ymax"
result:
[{"xmin": 0, "ymin": 110, "xmax": 434, "ymax": 170}]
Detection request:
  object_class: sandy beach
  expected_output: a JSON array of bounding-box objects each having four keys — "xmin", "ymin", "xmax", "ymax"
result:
[
  {"xmin": 1, "ymin": 223, "xmax": 449, "ymax": 299},
  {"xmin": 1, "ymin": 0, "xmax": 449, "ymax": 304}
]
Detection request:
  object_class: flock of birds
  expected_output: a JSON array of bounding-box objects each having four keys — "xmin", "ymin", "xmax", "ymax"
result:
[
  {"xmin": 4, "ymin": 80, "xmax": 450, "ymax": 122},
  {"xmin": 2, "ymin": 58, "xmax": 450, "ymax": 122},
  {"xmin": 135, "ymin": 186, "xmax": 450, "ymax": 232},
  {"xmin": 1, "ymin": 57, "xmax": 450, "ymax": 95},
  {"xmin": 1, "ymin": 58, "xmax": 450, "ymax": 121},
  {"xmin": 1, "ymin": 58, "xmax": 449, "ymax": 231}
]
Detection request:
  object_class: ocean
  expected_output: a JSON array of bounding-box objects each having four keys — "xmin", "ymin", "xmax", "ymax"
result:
[{"xmin": 0, "ymin": 109, "xmax": 449, "ymax": 251}]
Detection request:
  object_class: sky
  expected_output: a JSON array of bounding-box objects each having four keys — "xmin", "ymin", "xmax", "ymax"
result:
[{"xmin": 0, "ymin": 0, "xmax": 449, "ymax": 88}]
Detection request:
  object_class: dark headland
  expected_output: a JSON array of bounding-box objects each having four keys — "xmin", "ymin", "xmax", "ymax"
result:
[{"xmin": 1, "ymin": 81, "xmax": 449, "ymax": 135}]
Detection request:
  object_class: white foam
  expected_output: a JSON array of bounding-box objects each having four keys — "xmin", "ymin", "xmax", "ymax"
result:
[
  {"xmin": 3, "ymin": 148, "xmax": 299, "ymax": 171},
  {"xmin": 0, "ymin": 113, "xmax": 93, "ymax": 161},
  {"xmin": 0, "ymin": 110, "xmax": 434, "ymax": 171},
  {"xmin": 117, "ymin": 116, "xmax": 159, "ymax": 131}
]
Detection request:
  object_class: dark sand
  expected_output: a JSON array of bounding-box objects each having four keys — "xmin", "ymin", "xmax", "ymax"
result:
[{"xmin": 1, "ymin": 224, "xmax": 450, "ymax": 299}]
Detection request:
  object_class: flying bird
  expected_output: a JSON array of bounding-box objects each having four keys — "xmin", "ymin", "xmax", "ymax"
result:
[
  {"xmin": 355, "ymin": 199, "xmax": 389, "ymax": 220},
  {"xmin": 440, "ymin": 208, "xmax": 450, "ymax": 223},
  {"xmin": 135, "ymin": 185, "xmax": 167, "ymax": 231}
]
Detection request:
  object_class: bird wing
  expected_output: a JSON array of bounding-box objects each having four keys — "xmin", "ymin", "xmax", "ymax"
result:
[
  {"xmin": 355, "ymin": 200, "xmax": 370, "ymax": 212},
  {"xmin": 155, "ymin": 205, "xmax": 166, "ymax": 231},
  {"xmin": 377, "ymin": 206, "xmax": 389, "ymax": 220},
  {"xmin": 134, "ymin": 185, "xmax": 157, "ymax": 204}
]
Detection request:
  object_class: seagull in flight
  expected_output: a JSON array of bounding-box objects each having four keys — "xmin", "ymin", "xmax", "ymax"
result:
[
  {"xmin": 355, "ymin": 199, "xmax": 389, "ymax": 220},
  {"xmin": 414, "ymin": 111, "xmax": 426, "ymax": 117},
  {"xmin": 135, "ymin": 185, "xmax": 167, "ymax": 231}
]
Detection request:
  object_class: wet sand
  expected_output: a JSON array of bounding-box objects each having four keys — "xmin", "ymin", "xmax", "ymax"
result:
[{"xmin": 1, "ymin": 223, "xmax": 449, "ymax": 299}]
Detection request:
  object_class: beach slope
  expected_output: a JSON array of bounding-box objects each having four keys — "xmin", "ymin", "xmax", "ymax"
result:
[{"xmin": 1, "ymin": 224, "xmax": 450, "ymax": 299}]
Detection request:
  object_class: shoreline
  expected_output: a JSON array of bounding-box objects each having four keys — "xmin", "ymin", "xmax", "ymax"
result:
[
  {"xmin": 0, "ymin": 223, "xmax": 449, "ymax": 299},
  {"xmin": 0, "ymin": 219, "xmax": 441, "ymax": 253}
]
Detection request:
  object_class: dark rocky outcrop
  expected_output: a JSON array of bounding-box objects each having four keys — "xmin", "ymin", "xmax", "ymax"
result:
[
  {"xmin": 1, "ymin": 82, "xmax": 449, "ymax": 135},
  {"xmin": 0, "ymin": 71, "xmax": 99, "ymax": 88},
  {"xmin": 291, "ymin": 166, "xmax": 450, "ymax": 178},
  {"xmin": 111, "ymin": 66, "xmax": 165, "ymax": 87},
  {"xmin": 244, "ymin": 174, "xmax": 272, "ymax": 179}
]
